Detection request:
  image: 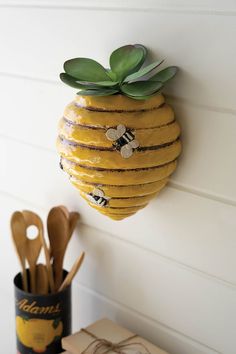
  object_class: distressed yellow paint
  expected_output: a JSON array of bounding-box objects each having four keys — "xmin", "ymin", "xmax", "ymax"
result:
[
  {"xmin": 61, "ymin": 159, "xmax": 177, "ymax": 185},
  {"xmin": 76, "ymin": 93, "xmax": 165, "ymax": 111},
  {"xmin": 87, "ymin": 202, "xmax": 147, "ymax": 214},
  {"xmin": 59, "ymin": 119, "xmax": 180, "ymax": 148},
  {"xmin": 80, "ymin": 190, "xmax": 157, "ymax": 207},
  {"xmin": 57, "ymin": 138, "xmax": 181, "ymax": 169},
  {"xmin": 58, "ymin": 94, "xmax": 181, "ymax": 220},
  {"xmin": 70, "ymin": 178, "xmax": 168, "ymax": 197},
  {"xmin": 63, "ymin": 103, "xmax": 174, "ymax": 129}
]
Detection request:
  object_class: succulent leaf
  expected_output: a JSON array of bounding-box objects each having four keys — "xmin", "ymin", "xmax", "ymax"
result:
[
  {"xmin": 134, "ymin": 44, "xmax": 147, "ymax": 59},
  {"xmin": 77, "ymin": 88, "xmax": 119, "ymax": 96},
  {"xmin": 106, "ymin": 69, "xmax": 117, "ymax": 81},
  {"xmin": 60, "ymin": 73, "xmax": 111, "ymax": 90},
  {"xmin": 60, "ymin": 45, "xmax": 178, "ymax": 100},
  {"xmin": 110, "ymin": 45, "xmax": 145, "ymax": 81},
  {"xmin": 64, "ymin": 58, "xmax": 110, "ymax": 82},
  {"xmin": 149, "ymin": 66, "xmax": 178, "ymax": 83},
  {"xmin": 124, "ymin": 59, "xmax": 164, "ymax": 82},
  {"xmin": 134, "ymin": 44, "xmax": 147, "ymax": 69},
  {"xmin": 121, "ymin": 81, "xmax": 163, "ymax": 97},
  {"xmin": 60, "ymin": 73, "xmax": 88, "ymax": 89},
  {"xmin": 125, "ymin": 94, "xmax": 155, "ymax": 100},
  {"xmin": 75, "ymin": 80, "xmax": 119, "ymax": 87}
]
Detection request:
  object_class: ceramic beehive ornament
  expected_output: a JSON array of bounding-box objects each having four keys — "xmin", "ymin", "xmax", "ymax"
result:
[{"xmin": 57, "ymin": 45, "xmax": 181, "ymax": 220}]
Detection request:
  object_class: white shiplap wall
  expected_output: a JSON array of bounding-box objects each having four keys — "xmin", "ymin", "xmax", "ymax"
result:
[{"xmin": 0, "ymin": 1, "xmax": 235, "ymax": 353}]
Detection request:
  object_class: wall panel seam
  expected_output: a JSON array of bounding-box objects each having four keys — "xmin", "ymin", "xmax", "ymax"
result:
[
  {"xmin": 79, "ymin": 223, "xmax": 236, "ymax": 290},
  {"xmin": 75, "ymin": 281, "xmax": 222, "ymax": 354},
  {"xmin": 169, "ymin": 182, "xmax": 236, "ymax": 208},
  {"xmin": 0, "ymin": 71, "xmax": 59, "ymax": 86},
  {"xmin": 1, "ymin": 72, "xmax": 236, "ymax": 117},
  {"xmin": 0, "ymin": 2, "xmax": 235, "ymax": 17},
  {"xmin": 1, "ymin": 188, "xmax": 235, "ymax": 290},
  {"xmin": 0, "ymin": 133, "xmax": 54, "ymax": 154},
  {"xmin": 167, "ymin": 95, "xmax": 236, "ymax": 117}
]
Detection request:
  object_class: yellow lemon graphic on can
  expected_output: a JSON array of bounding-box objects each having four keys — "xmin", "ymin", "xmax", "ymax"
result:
[{"xmin": 16, "ymin": 316, "xmax": 63, "ymax": 352}]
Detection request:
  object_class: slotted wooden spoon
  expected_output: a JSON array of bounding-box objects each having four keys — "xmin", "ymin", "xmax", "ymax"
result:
[
  {"xmin": 22, "ymin": 210, "xmax": 42, "ymax": 293},
  {"xmin": 23, "ymin": 210, "xmax": 55, "ymax": 293},
  {"xmin": 10, "ymin": 211, "xmax": 28, "ymax": 292},
  {"xmin": 47, "ymin": 207, "xmax": 70, "ymax": 291}
]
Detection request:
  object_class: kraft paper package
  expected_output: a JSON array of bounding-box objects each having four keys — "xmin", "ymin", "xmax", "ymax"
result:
[{"xmin": 62, "ymin": 318, "xmax": 169, "ymax": 354}]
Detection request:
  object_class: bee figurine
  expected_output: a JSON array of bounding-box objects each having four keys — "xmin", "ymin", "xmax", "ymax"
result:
[
  {"xmin": 106, "ymin": 124, "xmax": 139, "ymax": 158},
  {"xmin": 87, "ymin": 188, "xmax": 110, "ymax": 207}
]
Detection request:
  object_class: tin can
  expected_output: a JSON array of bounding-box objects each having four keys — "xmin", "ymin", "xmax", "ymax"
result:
[{"xmin": 14, "ymin": 271, "xmax": 71, "ymax": 354}]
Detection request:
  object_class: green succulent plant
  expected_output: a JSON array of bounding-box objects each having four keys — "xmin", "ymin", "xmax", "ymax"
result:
[{"xmin": 60, "ymin": 44, "xmax": 178, "ymax": 100}]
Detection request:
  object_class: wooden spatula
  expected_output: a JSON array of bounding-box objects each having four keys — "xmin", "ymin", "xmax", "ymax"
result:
[
  {"xmin": 36, "ymin": 264, "xmax": 49, "ymax": 295},
  {"xmin": 23, "ymin": 210, "xmax": 55, "ymax": 293},
  {"xmin": 10, "ymin": 211, "xmax": 28, "ymax": 292},
  {"xmin": 22, "ymin": 210, "xmax": 42, "ymax": 293},
  {"xmin": 58, "ymin": 252, "xmax": 85, "ymax": 292},
  {"xmin": 47, "ymin": 207, "xmax": 70, "ymax": 291}
]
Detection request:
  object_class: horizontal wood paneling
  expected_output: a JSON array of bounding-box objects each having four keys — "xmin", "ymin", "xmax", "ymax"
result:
[
  {"xmin": 0, "ymin": 76, "xmax": 72, "ymax": 151},
  {"xmin": 0, "ymin": 192, "xmax": 230, "ymax": 354},
  {"xmin": 169, "ymin": 100, "xmax": 236, "ymax": 203},
  {"xmin": 0, "ymin": 0, "xmax": 236, "ymax": 13},
  {"xmin": 74, "ymin": 284, "xmax": 220, "ymax": 354},
  {"xmin": 1, "ymin": 76, "xmax": 236, "ymax": 203},
  {"xmin": 1, "ymin": 137, "xmax": 236, "ymax": 286},
  {"xmin": 66, "ymin": 224, "xmax": 235, "ymax": 354},
  {"xmin": 0, "ymin": 8, "xmax": 236, "ymax": 110}
]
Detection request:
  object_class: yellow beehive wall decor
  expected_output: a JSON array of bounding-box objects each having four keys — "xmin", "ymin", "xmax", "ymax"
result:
[
  {"xmin": 57, "ymin": 94, "xmax": 181, "ymax": 220},
  {"xmin": 57, "ymin": 44, "xmax": 182, "ymax": 220}
]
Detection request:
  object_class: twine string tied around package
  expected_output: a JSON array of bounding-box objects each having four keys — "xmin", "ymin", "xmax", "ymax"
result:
[{"xmin": 81, "ymin": 328, "xmax": 152, "ymax": 354}]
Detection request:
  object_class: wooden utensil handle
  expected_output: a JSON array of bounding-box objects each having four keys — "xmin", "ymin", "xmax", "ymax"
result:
[
  {"xmin": 22, "ymin": 268, "xmax": 28, "ymax": 292},
  {"xmin": 53, "ymin": 258, "xmax": 64, "ymax": 291},
  {"xmin": 46, "ymin": 262, "xmax": 55, "ymax": 293},
  {"xmin": 41, "ymin": 238, "xmax": 55, "ymax": 293},
  {"xmin": 59, "ymin": 252, "xmax": 85, "ymax": 292},
  {"xmin": 29, "ymin": 266, "xmax": 36, "ymax": 293},
  {"xmin": 36, "ymin": 264, "xmax": 49, "ymax": 295}
]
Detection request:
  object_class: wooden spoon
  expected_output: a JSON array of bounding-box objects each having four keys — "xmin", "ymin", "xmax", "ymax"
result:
[
  {"xmin": 59, "ymin": 252, "xmax": 85, "ymax": 292},
  {"xmin": 58, "ymin": 206, "xmax": 80, "ymax": 240},
  {"xmin": 47, "ymin": 207, "xmax": 70, "ymax": 291},
  {"xmin": 22, "ymin": 210, "xmax": 42, "ymax": 293},
  {"xmin": 10, "ymin": 211, "xmax": 28, "ymax": 292},
  {"xmin": 23, "ymin": 210, "xmax": 55, "ymax": 293},
  {"xmin": 58, "ymin": 205, "xmax": 69, "ymax": 219},
  {"xmin": 36, "ymin": 264, "xmax": 49, "ymax": 295},
  {"xmin": 68, "ymin": 212, "xmax": 80, "ymax": 239},
  {"xmin": 49, "ymin": 207, "xmax": 80, "ymax": 257}
]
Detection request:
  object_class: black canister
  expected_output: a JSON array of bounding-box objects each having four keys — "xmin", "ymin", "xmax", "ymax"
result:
[{"xmin": 14, "ymin": 271, "xmax": 71, "ymax": 354}]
